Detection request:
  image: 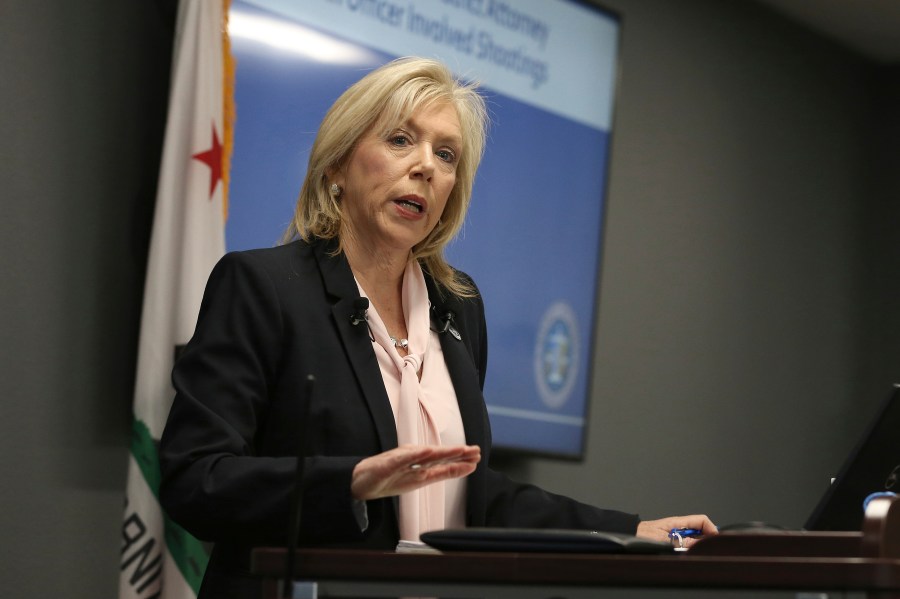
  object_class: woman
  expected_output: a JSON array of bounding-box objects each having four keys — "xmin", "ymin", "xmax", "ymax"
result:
[{"xmin": 159, "ymin": 57, "xmax": 715, "ymax": 598}]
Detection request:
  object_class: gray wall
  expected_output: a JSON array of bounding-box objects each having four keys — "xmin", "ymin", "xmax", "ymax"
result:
[
  {"xmin": 0, "ymin": 0, "xmax": 897, "ymax": 596},
  {"xmin": 512, "ymin": 0, "xmax": 900, "ymax": 529},
  {"xmin": 0, "ymin": 0, "xmax": 174, "ymax": 595}
]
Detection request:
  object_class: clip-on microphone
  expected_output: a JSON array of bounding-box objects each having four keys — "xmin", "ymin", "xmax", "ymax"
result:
[
  {"xmin": 349, "ymin": 297, "xmax": 369, "ymax": 326},
  {"xmin": 435, "ymin": 309, "xmax": 461, "ymax": 341},
  {"xmin": 283, "ymin": 375, "xmax": 317, "ymax": 599},
  {"xmin": 350, "ymin": 297, "xmax": 374, "ymax": 342}
]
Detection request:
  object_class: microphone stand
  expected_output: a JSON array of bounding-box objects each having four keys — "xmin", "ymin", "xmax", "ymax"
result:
[{"xmin": 282, "ymin": 374, "xmax": 316, "ymax": 599}]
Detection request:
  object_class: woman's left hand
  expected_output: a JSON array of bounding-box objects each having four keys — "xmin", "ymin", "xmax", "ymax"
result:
[{"xmin": 636, "ymin": 514, "xmax": 718, "ymax": 548}]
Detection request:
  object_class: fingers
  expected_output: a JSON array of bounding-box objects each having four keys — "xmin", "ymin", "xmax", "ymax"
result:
[
  {"xmin": 351, "ymin": 445, "xmax": 481, "ymax": 501},
  {"xmin": 635, "ymin": 514, "xmax": 718, "ymax": 544},
  {"xmin": 390, "ymin": 444, "xmax": 480, "ymax": 488},
  {"xmin": 696, "ymin": 515, "xmax": 718, "ymax": 535},
  {"xmin": 401, "ymin": 459, "xmax": 478, "ymax": 491},
  {"xmin": 397, "ymin": 444, "xmax": 481, "ymax": 469},
  {"xmin": 674, "ymin": 514, "xmax": 718, "ymax": 536}
]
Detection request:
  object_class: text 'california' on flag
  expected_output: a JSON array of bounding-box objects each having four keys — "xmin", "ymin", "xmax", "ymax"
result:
[{"xmin": 120, "ymin": 0, "xmax": 234, "ymax": 597}]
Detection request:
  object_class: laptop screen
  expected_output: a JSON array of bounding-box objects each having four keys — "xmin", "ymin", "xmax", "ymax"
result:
[{"xmin": 805, "ymin": 384, "xmax": 900, "ymax": 531}]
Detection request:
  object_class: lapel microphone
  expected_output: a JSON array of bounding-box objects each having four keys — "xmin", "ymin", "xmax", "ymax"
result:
[
  {"xmin": 433, "ymin": 308, "xmax": 462, "ymax": 341},
  {"xmin": 350, "ymin": 297, "xmax": 375, "ymax": 341},
  {"xmin": 349, "ymin": 297, "xmax": 369, "ymax": 326}
]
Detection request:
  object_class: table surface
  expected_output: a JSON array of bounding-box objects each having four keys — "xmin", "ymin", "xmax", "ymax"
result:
[
  {"xmin": 252, "ymin": 536, "xmax": 900, "ymax": 593},
  {"xmin": 253, "ymin": 498, "xmax": 900, "ymax": 595}
]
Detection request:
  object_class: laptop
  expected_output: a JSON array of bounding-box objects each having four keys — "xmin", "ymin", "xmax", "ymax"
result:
[{"xmin": 804, "ymin": 384, "xmax": 900, "ymax": 531}]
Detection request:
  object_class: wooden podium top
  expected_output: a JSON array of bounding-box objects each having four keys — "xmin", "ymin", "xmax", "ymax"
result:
[
  {"xmin": 253, "ymin": 544, "xmax": 900, "ymax": 592},
  {"xmin": 252, "ymin": 495, "xmax": 900, "ymax": 597}
]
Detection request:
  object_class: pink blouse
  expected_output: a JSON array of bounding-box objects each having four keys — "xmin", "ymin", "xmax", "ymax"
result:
[{"xmin": 356, "ymin": 261, "xmax": 467, "ymax": 540}]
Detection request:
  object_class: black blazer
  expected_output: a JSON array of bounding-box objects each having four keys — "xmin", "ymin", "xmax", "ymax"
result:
[{"xmin": 159, "ymin": 238, "xmax": 639, "ymax": 598}]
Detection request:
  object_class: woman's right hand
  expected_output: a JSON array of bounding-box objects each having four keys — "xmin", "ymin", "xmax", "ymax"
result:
[{"xmin": 351, "ymin": 444, "xmax": 481, "ymax": 501}]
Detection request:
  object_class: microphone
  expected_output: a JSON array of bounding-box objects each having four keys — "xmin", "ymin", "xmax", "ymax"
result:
[
  {"xmin": 350, "ymin": 297, "xmax": 369, "ymax": 326},
  {"xmin": 283, "ymin": 375, "xmax": 316, "ymax": 599},
  {"xmin": 434, "ymin": 308, "xmax": 462, "ymax": 341},
  {"xmin": 350, "ymin": 297, "xmax": 375, "ymax": 342}
]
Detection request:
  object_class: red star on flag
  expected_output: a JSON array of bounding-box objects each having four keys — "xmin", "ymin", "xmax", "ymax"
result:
[{"xmin": 192, "ymin": 122, "xmax": 223, "ymax": 198}]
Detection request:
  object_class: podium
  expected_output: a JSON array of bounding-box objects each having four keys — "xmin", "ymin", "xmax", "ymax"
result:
[{"xmin": 252, "ymin": 496, "xmax": 900, "ymax": 598}]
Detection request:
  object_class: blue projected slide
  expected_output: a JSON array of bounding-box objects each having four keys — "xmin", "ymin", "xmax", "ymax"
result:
[{"xmin": 227, "ymin": 0, "xmax": 620, "ymax": 457}]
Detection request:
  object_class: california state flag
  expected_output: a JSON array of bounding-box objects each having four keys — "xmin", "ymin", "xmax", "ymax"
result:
[{"xmin": 120, "ymin": 0, "xmax": 233, "ymax": 597}]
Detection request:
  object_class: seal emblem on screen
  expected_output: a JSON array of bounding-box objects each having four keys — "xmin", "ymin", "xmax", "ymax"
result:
[{"xmin": 534, "ymin": 302, "xmax": 580, "ymax": 409}]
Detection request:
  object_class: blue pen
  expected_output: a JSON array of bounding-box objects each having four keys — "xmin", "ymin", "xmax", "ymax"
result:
[
  {"xmin": 669, "ymin": 527, "xmax": 703, "ymax": 552},
  {"xmin": 668, "ymin": 528, "xmax": 703, "ymax": 539}
]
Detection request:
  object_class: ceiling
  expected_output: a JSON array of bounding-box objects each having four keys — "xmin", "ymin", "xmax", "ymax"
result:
[{"xmin": 755, "ymin": 0, "xmax": 900, "ymax": 64}]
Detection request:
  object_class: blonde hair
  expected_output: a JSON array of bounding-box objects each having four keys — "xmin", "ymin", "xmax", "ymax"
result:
[{"xmin": 282, "ymin": 57, "xmax": 488, "ymax": 297}]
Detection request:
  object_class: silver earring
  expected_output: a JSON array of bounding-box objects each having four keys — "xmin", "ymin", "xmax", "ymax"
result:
[{"xmin": 330, "ymin": 183, "xmax": 342, "ymax": 198}]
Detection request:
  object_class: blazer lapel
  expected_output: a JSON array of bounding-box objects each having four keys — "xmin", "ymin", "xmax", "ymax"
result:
[
  {"xmin": 313, "ymin": 239, "xmax": 398, "ymax": 452},
  {"xmin": 436, "ymin": 313, "xmax": 485, "ymax": 449},
  {"xmin": 424, "ymin": 277, "xmax": 486, "ymax": 449},
  {"xmin": 426, "ymin": 279, "xmax": 489, "ymax": 524}
]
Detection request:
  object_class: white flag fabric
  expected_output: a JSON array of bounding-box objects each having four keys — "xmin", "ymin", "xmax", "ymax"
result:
[{"xmin": 120, "ymin": 1, "xmax": 233, "ymax": 597}]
